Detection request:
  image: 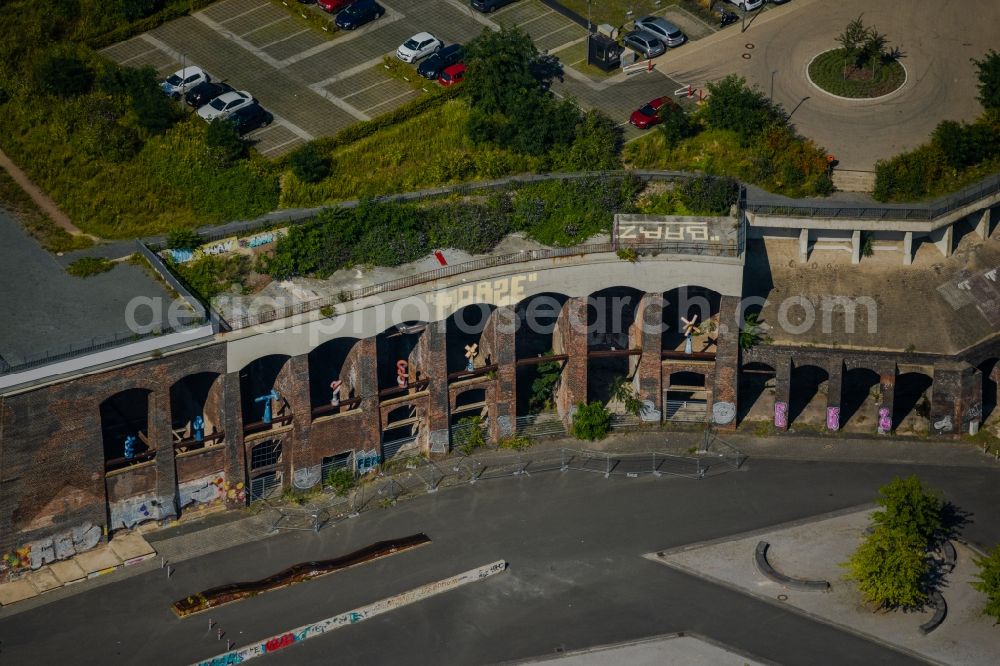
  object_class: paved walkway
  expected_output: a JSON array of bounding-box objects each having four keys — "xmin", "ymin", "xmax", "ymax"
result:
[{"xmin": 0, "ymin": 148, "xmax": 84, "ymax": 236}]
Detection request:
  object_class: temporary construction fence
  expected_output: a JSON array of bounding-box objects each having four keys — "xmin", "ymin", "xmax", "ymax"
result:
[{"xmin": 252, "ymin": 433, "xmax": 746, "ymax": 534}]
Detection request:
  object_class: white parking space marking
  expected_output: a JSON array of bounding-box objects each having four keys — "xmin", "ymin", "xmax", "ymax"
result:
[
  {"xmin": 193, "ymin": 11, "xmax": 283, "ymax": 68},
  {"xmin": 259, "ymin": 27, "xmax": 311, "ymax": 50},
  {"xmin": 220, "ymin": 2, "xmax": 271, "ymax": 24},
  {"xmin": 514, "ymin": 8, "xmax": 555, "ymax": 28},
  {"xmin": 139, "ymin": 33, "xmax": 198, "ymax": 69},
  {"xmin": 277, "ymin": 2, "xmax": 407, "ymax": 68},
  {"xmin": 259, "ymin": 136, "xmax": 305, "ymax": 155},
  {"xmin": 309, "ymin": 54, "xmax": 391, "ymax": 89},
  {"xmin": 340, "ymin": 78, "xmax": 398, "ymax": 101},
  {"xmin": 269, "ymin": 114, "xmax": 315, "ymax": 141},
  {"xmin": 312, "ymin": 88, "xmax": 372, "ymax": 121},
  {"xmin": 365, "ymin": 88, "xmax": 419, "ymax": 114},
  {"xmin": 117, "ymin": 47, "xmax": 160, "ymax": 65},
  {"xmin": 239, "ymin": 15, "xmax": 290, "ymax": 38},
  {"xmin": 535, "ymin": 24, "xmax": 577, "ymax": 43}
]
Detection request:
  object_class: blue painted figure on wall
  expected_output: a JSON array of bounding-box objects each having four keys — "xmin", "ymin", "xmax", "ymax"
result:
[
  {"xmin": 124, "ymin": 434, "xmax": 136, "ymax": 460},
  {"xmin": 192, "ymin": 415, "xmax": 205, "ymax": 442},
  {"xmin": 255, "ymin": 389, "xmax": 281, "ymax": 424}
]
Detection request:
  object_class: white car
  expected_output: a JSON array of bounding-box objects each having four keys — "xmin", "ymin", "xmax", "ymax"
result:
[
  {"xmin": 197, "ymin": 91, "xmax": 254, "ymax": 121},
  {"xmin": 396, "ymin": 32, "xmax": 442, "ymax": 63},
  {"xmin": 727, "ymin": 0, "xmax": 764, "ymax": 10},
  {"xmin": 161, "ymin": 66, "xmax": 209, "ymax": 98}
]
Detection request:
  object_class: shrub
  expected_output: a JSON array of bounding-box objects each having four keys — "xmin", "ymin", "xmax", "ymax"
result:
[
  {"xmin": 454, "ymin": 415, "xmax": 487, "ymax": 455},
  {"xmin": 871, "ymin": 476, "xmax": 943, "ymax": 548},
  {"xmin": 557, "ymin": 109, "xmax": 623, "ymax": 171},
  {"xmin": 33, "ymin": 48, "xmax": 94, "ymax": 97},
  {"xmin": 324, "ymin": 467, "xmax": 355, "ymax": 496},
  {"xmin": 205, "ymin": 118, "xmax": 246, "ymax": 165},
  {"xmin": 611, "ymin": 377, "xmax": 643, "ymax": 416},
  {"xmin": 290, "ymin": 144, "xmax": 331, "ymax": 183},
  {"xmin": 843, "ymin": 525, "xmax": 929, "ymax": 610},
  {"xmin": 680, "ymin": 175, "xmax": 738, "ymax": 214},
  {"xmin": 931, "ymin": 120, "xmax": 1000, "ymax": 170},
  {"xmin": 67, "ymin": 256, "xmax": 115, "ymax": 277},
  {"xmin": 171, "ymin": 254, "xmax": 251, "ymax": 299},
  {"xmin": 658, "ymin": 101, "xmax": 696, "ymax": 149},
  {"xmin": 704, "ymin": 75, "xmax": 786, "ymax": 145},
  {"xmin": 498, "ymin": 434, "xmax": 532, "ymax": 451},
  {"xmin": 529, "ymin": 354, "xmax": 562, "ymax": 413},
  {"xmin": 571, "ymin": 402, "xmax": 611, "ymax": 441},
  {"xmin": 165, "ymin": 228, "xmax": 202, "ymax": 250}
]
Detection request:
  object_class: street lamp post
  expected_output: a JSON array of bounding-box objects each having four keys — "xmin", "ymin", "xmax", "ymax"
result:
[{"xmin": 770, "ymin": 70, "xmax": 776, "ymax": 102}]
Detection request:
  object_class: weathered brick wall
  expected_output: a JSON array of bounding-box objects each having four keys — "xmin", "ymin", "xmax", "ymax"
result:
[
  {"xmin": 554, "ymin": 298, "xmax": 588, "ymax": 424},
  {"xmin": 0, "ymin": 343, "xmax": 225, "ymax": 554}
]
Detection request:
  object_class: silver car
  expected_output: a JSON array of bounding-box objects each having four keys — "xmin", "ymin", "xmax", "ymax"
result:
[
  {"xmin": 634, "ymin": 16, "xmax": 687, "ymax": 48},
  {"xmin": 622, "ymin": 30, "xmax": 666, "ymax": 60}
]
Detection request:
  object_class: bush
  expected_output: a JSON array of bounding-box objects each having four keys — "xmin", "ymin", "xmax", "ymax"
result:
[
  {"xmin": 931, "ymin": 120, "xmax": 1000, "ymax": 170},
  {"xmin": 658, "ymin": 101, "xmax": 696, "ymax": 149},
  {"xmin": 454, "ymin": 415, "xmax": 487, "ymax": 455},
  {"xmin": 844, "ymin": 526, "xmax": 929, "ymax": 610},
  {"xmin": 529, "ymin": 354, "xmax": 562, "ymax": 413},
  {"xmin": 290, "ymin": 144, "xmax": 331, "ymax": 183},
  {"xmin": 165, "ymin": 228, "xmax": 202, "ymax": 250},
  {"xmin": 66, "ymin": 256, "xmax": 115, "ymax": 277},
  {"xmin": 205, "ymin": 118, "xmax": 247, "ymax": 165},
  {"xmin": 171, "ymin": 254, "xmax": 251, "ymax": 299},
  {"xmin": 557, "ymin": 109, "xmax": 622, "ymax": 171},
  {"xmin": 704, "ymin": 75, "xmax": 786, "ymax": 145},
  {"xmin": 324, "ymin": 467, "xmax": 355, "ymax": 496},
  {"xmin": 680, "ymin": 175, "xmax": 738, "ymax": 214},
  {"xmin": 33, "ymin": 48, "xmax": 94, "ymax": 97},
  {"xmin": 571, "ymin": 402, "xmax": 611, "ymax": 441},
  {"xmin": 498, "ymin": 434, "xmax": 532, "ymax": 451}
]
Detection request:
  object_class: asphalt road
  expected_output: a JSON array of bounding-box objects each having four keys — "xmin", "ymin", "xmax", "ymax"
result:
[
  {"xmin": 2, "ymin": 458, "xmax": 997, "ymax": 665},
  {"xmin": 660, "ymin": 0, "xmax": 999, "ymax": 170}
]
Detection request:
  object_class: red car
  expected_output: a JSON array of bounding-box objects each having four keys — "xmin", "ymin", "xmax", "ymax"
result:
[
  {"xmin": 629, "ymin": 96, "xmax": 677, "ymax": 129},
  {"xmin": 317, "ymin": 0, "xmax": 351, "ymax": 13},
  {"xmin": 438, "ymin": 63, "xmax": 466, "ymax": 87}
]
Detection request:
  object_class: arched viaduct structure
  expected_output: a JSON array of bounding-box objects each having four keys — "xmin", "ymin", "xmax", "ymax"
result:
[{"xmin": 1, "ymin": 178, "xmax": 998, "ymax": 573}]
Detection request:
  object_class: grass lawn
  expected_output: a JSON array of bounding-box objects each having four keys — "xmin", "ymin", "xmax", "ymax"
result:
[
  {"xmin": 808, "ymin": 49, "xmax": 906, "ymax": 99},
  {"xmin": 279, "ymin": 99, "xmax": 545, "ymax": 207}
]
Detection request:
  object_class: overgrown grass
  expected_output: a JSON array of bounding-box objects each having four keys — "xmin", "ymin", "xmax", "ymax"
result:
[
  {"xmin": 280, "ymin": 100, "xmax": 545, "ymax": 207},
  {"xmin": 808, "ymin": 49, "xmax": 905, "ymax": 98},
  {"xmin": 0, "ymin": 169, "xmax": 92, "ymax": 252},
  {"xmin": 170, "ymin": 254, "xmax": 253, "ymax": 299},
  {"xmin": 624, "ymin": 126, "xmax": 832, "ymax": 198},
  {"xmin": 66, "ymin": 256, "xmax": 115, "ymax": 277}
]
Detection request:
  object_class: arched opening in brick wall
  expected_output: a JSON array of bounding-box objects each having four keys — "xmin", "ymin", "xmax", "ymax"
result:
[
  {"xmin": 515, "ymin": 293, "xmax": 568, "ymax": 415},
  {"xmin": 239, "ymin": 355, "xmax": 291, "ymax": 428},
  {"xmin": 737, "ymin": 362, "xmax": 775, "ymax": 424},
  {"xmin": 170, "ymin": 372, "xmax": 223, "ymax": 452},
  {"xmin": 451, "ymin": 388, "xmax": 488, "ymax": 427},
  {"xmin": 587, "ymin": 286, "xmax": 644, "ymax": 407},
  {"xmin": 308, "ymin": 337, "xmax": 361, "ymax": 410},
  {"xmin": 893, "ymin": 371, "xmax": 933, "ymax": 432},
  {"xmin": 376, "ymin": 322, "xmax": 427, "ymax": 393},
  {"xmin": 979, "ymin": 358, "xmax": 999, "ymax": 425},
  {"xmin": 446, "ymin": 304, "xmax": 496, "ymax": 375},
  {"xmin": 840, "ymin": 367, "xmax": 881, "ymax": 431},
  {"xmin": 665, "ymin": 371, "xmax": 708, "ymax": 422},
  {"xmin": 100, "ymin": 389, "xmax": 153, "ymax": 471},
  {"xmin": 662, "ymin": 286, "xmax": 722, "ymax": 355},
  {"xmin": 788, "ymin": 365, "xmax": 829, "ymax": 427}
]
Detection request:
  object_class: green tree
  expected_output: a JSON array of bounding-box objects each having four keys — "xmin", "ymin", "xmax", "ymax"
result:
[
  {"xmin": 657, "ymin": 101, "xmax": 696, "ymax": 149},
  {"xmin": 971, "ymin": 544, "xmax": 1000, "ymax": 623},
  {"xmin": 571, "ymin": 402, "xmax": 611, "ymax": 441},
  {"xmin": 872, "ymin": 475, "xmax": 943, "ymax": 548},
  {"xmin": 835, "ymin": 15, "xmax": 867, "ymax": 67},
  {"xmin": 611, "ymin": 377, "xmax": 643, "ymax": 416},
  {"xmin": 529, "ymin": 355, "xmax": 562, "ymax": 413},
  {"xmin": 463, "ymin": 26, "xmax": 544, "ymax": 116},
  {"xmin": 704, "ymin": 75, "xmax": 786, "ymax": 145},
  {"xmin": 289, "ymin": 144, "xmax": 331, "ymax": 183},
  {"xmin": 973, "ymin": 50, "xmax": 1000, "ymax": 110},
  {"xmin": 558, "ymin": 109, "xmax": 622, "ymax": 170},
  {"xmin": 206, "ymin": 118, "xmax": 246, "ymax": 165},
  {"xmin": 739, "ymin": 312, "xmax": 769, "ymax": 351},
  {"xmin": 844, "ymin": 526, "xmax": 929, "ymax": 610}
]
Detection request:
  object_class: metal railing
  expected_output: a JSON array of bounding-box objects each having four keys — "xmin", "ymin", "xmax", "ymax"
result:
[{"xmin": 746, "ymin": 171, "xmax": 1000, "ymax": 221}]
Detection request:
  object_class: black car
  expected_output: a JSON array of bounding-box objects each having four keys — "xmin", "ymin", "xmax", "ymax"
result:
[
  {"xmin": 417, "ymin": 44, "xmax": 463, "ymax": 80},
  {"xmin": 335, "ymin": 0, "xmax": 384, "ymax": 30},
  {"xmin": 185, "ymin": 81, "xmax": 233, "ymax": 109},
  {"xmin": 471, "ymin": 0, "xmax": 516, "ymax": 12},
  {"xmin": 228, "ymin": 102, "xmax": 273, "ymax": 135}
]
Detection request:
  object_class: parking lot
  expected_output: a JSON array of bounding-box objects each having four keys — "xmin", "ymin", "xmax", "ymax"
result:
[{"xmin": 101, "ymin": 0, "xmax": 689, "ymax": 156}]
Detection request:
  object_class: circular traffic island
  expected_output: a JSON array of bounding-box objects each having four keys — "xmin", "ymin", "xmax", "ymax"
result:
[{"xmin": 807, "ymin": 48, "xmax": 906, "ymax": 99}]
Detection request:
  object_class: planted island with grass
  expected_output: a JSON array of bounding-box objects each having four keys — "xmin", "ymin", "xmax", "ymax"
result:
[{"xmin": 808, "ymin": 17, "xmax": 904, "ymax": 99}]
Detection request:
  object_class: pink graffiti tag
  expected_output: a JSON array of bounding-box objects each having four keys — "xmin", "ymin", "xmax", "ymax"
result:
[
  {"xmin": 877, "ymin": 407, "xmax": 891, "ymax": 434},
  {"xmin": 774, "ymin": 401, "xmax": 788, "ymax": 429},
  {"xmin": 826, "ymin": 406, "xmax": 840, "ymax": 431}
]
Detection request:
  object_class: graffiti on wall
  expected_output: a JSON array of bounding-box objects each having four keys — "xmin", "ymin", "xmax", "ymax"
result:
[
  {"xmin": 293, "ymin": 465, "xmax": 322, "ymax": 490},
  {"xmin": 178, "ymin": 474, "xmax": 226, "ymax": 508},
  {"xmin": 826, "ymin": 406, "xmax": 840, "ymax": 431},
  {"xmin": 712, "ymin": 401, "xmax": 736, "ymax": 425},
  {"xmin": 356, "ymin": 449, "xmax": 381, "ymax": 475},
  {"xmin": 161, "ymin": 230, "xmax": 288, "ymax": 264},
  {"xmin": 774, "ymin": 401, "xmax": 788, "ymax": 429},
  {"xmin": 195, "ymin": 560, "xmax": 506, "ymax": 666},
  {"xmin": 109, "ymin": 493, "xmax": 167, "ymax": 530},
  {"xmin": 877, "ymin": 407, "xmax": 892, "ymax": 435},
  {"xmin": 1, "ymin": 522, "xmax": 102, "ymax": 578},
  {"xmin": 933, "ymin": 414, "xmax": 953, "ymax": 433}
]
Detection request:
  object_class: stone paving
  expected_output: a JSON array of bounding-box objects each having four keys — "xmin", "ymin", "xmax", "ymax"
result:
[
  {"xmin": 651, "ymin": 508, "xmax": 999, "ymax": 666},
  {"xmin": 519, "ymin": 633, "xmax": 769, "ymax": 665}
]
